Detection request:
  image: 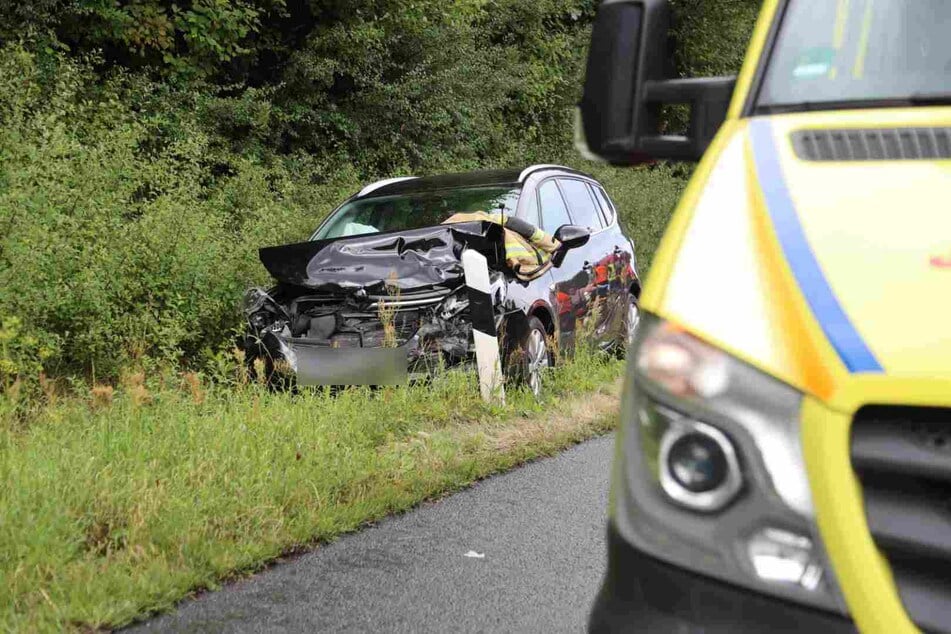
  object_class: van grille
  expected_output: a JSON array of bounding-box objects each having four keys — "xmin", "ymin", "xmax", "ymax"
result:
[
  {"xmin": 851, "ymin": 406, "xmax": 951, "ymax": 633},
  {"xmin": 792, "ymin": 128, "xmax": 951, "ymax": 161}
]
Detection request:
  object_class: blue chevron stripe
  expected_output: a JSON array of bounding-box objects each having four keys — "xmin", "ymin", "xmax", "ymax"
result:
[{"xmin": 749, "ymin": 119, "xmax": 883, "ymax": 373}]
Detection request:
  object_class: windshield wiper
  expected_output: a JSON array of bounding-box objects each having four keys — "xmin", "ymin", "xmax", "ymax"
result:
[
  {"xmin": 753, "ymin": 99, "xmax": 900, "ymax": 115},
  {"xmin": 908, "ymin": 92, "xmax": 951, "ymax": 105},
  {"xmin": 755, "ymin": 96, "xmax": 951, "ymax": 115}
]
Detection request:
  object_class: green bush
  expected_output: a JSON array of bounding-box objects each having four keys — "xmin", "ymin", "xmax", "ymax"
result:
[
  {"xmin": 0, "ymin": 0, "xmax": 282, "ymax": 79},
  {"xmin": 671, "ymin": 0, "xmax": 761, "ymax": 78},
  {"xmin": 0, "ymin": 47, "xmax": 360, "ymax": 378}
]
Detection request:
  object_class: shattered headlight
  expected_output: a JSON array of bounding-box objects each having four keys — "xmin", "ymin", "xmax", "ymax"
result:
[
  {"xmin": 243, "ymin": 287, "xmax": 287, "ymax": 332},
  {"xmin": 612, "ymin": 313, "xmax": 849, "ymax": 615},
  {"xmin": 244, "ymin": 287, "xmax": 272, "ymax": 314}
]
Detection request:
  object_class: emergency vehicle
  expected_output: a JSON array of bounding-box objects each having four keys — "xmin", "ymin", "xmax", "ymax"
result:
[{"xmin": 579, "ymin": 1, "xmax": 951, "ymax": 631}]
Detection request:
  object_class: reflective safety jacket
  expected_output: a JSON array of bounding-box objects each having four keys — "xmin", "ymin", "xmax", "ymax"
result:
[{"xmin": 443, "ymin": 212, "xmax": 560, "ymax": 281}]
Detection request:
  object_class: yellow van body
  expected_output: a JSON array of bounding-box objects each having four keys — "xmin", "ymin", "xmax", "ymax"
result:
[{"xmin": 611, "ymin": 1, "xmax": 951, "ymax": 631}]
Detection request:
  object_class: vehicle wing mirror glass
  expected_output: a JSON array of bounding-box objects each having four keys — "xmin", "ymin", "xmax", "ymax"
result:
[
  {"xmin": 555, "ymin": 224, "xmax": 591, "ymax": 249},
  {"xmin": 577, "ymin": 0, "xmax": 736, "ymax": 164},
  {"xmin": 552, "ymin": 225, "xmax": 591, "ymax": 267}
]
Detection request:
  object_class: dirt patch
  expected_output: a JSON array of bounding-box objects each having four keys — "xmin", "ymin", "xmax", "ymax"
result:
[{"xmin": 487, "ymin": 383, "xmax": 621, "ymax": 453}]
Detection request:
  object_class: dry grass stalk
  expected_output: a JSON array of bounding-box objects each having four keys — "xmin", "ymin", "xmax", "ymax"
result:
[
  {"xmin": 90, "ymin": 384, "xmax": 114, "ymax": 409},
  {"xmin": 232, "ymin": 347, "xmax": 248, "ymax": 386},
  {"xmin": 378, "ymin": 271, "xmax": 401, "ymax": 348},
  {"xmin": 130, "ymin": 384, "xmax": 152, "ymax": 408},
  {"xmin": 491, "ymin": 384, "xmax": 620, "ymax": 452},
  {"xmin": 182, "ymin": 372, "xmax": 205, "ymax": 405},
  {"xmin": 38, "ymin": 372, "xmax": 57, "ymax": 404},
  {"xmin": 253, "ymin": 358, "xmax": 267, "ymax": 384}
]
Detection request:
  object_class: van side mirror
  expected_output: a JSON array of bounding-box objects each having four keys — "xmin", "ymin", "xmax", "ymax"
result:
[
  {"xmin": 577, "ymin": 0, "xmax": 737, "ymax": 164},
  {"xmin": 552, "ymin": 225, "xmax": 590, "ymax": 267}
]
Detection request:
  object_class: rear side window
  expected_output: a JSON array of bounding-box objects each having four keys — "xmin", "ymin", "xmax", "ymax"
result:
[
  {"xmin": 558, "ymin": 179, "xmax": 603, "ymax": 230},
  {"xmin": 538, "ymin": 180, "xmax": 572, "ymax": 233},
  {"xmin": 591, "ymin": 186, "xmax": 616, "ymax": 226}
]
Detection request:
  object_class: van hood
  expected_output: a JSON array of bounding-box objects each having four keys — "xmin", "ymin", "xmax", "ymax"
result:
[
  {"xmin": 259, "ymin": 221, "xmax": 505, "ymax": 293},
  {"xmin": 655, "ymin": 108, "xmax": 951, "ymax": 396},
  {"xmin": 758, "ymin": 112, "xmax": 951, "ymax": 380}
]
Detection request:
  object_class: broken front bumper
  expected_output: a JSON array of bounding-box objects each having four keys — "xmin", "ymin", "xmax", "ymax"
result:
[
  {"xmin": 244, "ymin": 330, "xmax": 464, "ymax": 386},
  {"xmin": 279, "ymin": 338, "xmax": 408, "ymax": 386}
]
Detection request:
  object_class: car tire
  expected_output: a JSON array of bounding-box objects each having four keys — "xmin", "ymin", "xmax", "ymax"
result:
[
  {"xmin": 617, "ymin": 297, "xmax": 640, "ymax": 359},
  {"xmin": 504, "ymin": 316, "xmax": 551, "ymax": 398}
]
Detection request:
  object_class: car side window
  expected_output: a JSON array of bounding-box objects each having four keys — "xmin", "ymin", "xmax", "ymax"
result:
[
  {"xmin": 537, "ymin": 180, "xmax": 572, "ymax": 233},
  {"xmin": 559, "ymin": 179, "xmax": 603, "ymax": 231},
  {"xmin": 518, "ymin": 188, "xmax": 541, "ymax": 227},
  {"xmin": 586, "ymin": 184, "xmax": 609, "ymax": 227},
  {"xmin": 592, "ymin": 186, "xmax": 616, "ymax": 226}
]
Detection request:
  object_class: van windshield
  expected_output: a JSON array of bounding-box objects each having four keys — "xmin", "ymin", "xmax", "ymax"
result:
[
  {"xmin": 312, "ymin": 186, "xmax": 520, "ymax": 240},
  {"xmin": 757, "ymin": 0, "xmax": 951, "ymax": 112}
]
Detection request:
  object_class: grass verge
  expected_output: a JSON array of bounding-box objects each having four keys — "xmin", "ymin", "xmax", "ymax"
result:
[{"xmin": 0, "ymin": 352, "xmax": 622, "ymax": 632}]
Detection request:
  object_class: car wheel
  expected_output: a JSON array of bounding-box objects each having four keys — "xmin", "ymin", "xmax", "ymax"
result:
[
  {"xmin": 626, "ymin": 299, "xmax": 640, "ymax": 346},
  {"xmin": 614, "ymin": 298, "xmax": 640, "ymax": 359},
  {"xmin": 505, "ymin": 316, "xmax": 551, "ymax": 398}
]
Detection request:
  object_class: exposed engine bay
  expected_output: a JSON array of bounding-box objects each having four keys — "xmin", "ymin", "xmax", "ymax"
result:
[{"xmin": 242, "ymin": 220, "xmax": 513, "ymax": 385}]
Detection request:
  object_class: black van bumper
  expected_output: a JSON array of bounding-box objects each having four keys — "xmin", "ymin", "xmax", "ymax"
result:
[{"xmin": 589, "ymin": 525, "xmax": 857, "ymax": 633}]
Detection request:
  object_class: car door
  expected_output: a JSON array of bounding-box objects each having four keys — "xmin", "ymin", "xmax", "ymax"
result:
[
  {"xmin": 588, "ymin": 182, "xmax": 638, "ymax": 338},
  {"xmin": 536, "ymin": 178, "xmax": 591, "ymax": 350},
  {"xmin": 556, "ymin": 177, "xmax": 624, "ymax": 346}
]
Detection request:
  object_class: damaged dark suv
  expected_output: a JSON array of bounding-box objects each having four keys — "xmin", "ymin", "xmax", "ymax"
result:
[{"xmin": 242, "ymin": 165, "xmax": 641, "ymax": 396}]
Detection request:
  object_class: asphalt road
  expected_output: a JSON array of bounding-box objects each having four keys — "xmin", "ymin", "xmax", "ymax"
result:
[{"xmin": 132, "ymin": 434, "xmax": 615, "ymax": 634}]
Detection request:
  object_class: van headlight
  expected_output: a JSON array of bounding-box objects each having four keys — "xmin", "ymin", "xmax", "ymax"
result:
[
  {"xmin": 654, "ymin": 407, "xmax": 742, "ymax": 512},
  {"xmin": 612, "ymin": 313, "xmax": 850, "ymax": 615}
]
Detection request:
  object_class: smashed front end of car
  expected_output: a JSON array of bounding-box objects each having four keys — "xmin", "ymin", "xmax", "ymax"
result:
[{"xmin": 240, "ymin": 221, "xmax": 509, "ymax": 386}]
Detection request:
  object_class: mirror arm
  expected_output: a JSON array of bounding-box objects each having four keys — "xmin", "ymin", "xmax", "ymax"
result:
[
  {"xmin": 637, "ymin": 76, "xmax": 737, "ymax": 161},
  {"xmin": 643, "ymin": 76, "xmax": 735, "ymax": 101}
]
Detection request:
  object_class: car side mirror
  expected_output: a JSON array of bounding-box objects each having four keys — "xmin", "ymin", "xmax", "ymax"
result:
[
  {"xmin": 576, "ymin": 0, "xmax": 736, "ymax": 164},
  {"xmin": 552, "ymin": 225, "xmax": 591, "ymax": 267}
]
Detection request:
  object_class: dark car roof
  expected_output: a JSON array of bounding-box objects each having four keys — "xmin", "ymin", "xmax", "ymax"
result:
[{"xmin": 359, "ymin": 165, "xmax": 594, "ymax": 199}]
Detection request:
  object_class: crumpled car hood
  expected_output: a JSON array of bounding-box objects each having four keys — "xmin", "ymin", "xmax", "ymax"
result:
[{"xmin": 258, "ymin": 221, "xmax": 505, "ymax": 292}]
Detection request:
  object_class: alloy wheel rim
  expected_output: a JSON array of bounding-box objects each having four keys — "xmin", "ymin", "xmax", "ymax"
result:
[
  {"xmin": 527, "ymin": 329, "xmax": 549, "ymax": 397},
  {"xmin": 627, "ymin": 302, "xmax": 640, "ymax": 345}
]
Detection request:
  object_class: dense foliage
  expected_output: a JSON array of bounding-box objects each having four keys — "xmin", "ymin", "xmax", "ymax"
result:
[
  {"xmin": 671, "ymin": 0, "xmax": 762, "ymax": 77},
  {"xmin": 1, "ymin": 0, "xmax": 601, "ymax": 172},
  {"xmin": 0, "ymin": 0, "xmax": 759, "ymax": 383}
]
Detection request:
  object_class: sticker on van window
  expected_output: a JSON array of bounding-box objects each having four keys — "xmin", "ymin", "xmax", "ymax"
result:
[{"xmin": 792, "ymin": 48, "xmax": 835, "ymax": 79}]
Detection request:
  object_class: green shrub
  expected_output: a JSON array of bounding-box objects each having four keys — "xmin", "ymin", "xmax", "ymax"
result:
[
  {"xmin": 0, "ymin": 47, "xmax": 360, "ymax": 378},
  {"xmin": 671, "ymin": 0, "xmax": 761, "ymax": 78}
]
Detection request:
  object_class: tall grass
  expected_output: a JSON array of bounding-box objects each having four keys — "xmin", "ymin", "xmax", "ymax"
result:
[{"xmin": 0, "ymin": 350, "xmax": 621, "ymax": 632}]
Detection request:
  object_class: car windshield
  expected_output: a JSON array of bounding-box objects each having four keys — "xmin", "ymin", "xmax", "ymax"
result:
[
  {"xmin": 757, "ymin": 0, "xmax": 951, "ymax": 112},
  {"xmin": 312, "ymin": 186, "xmax": 521, "ymax": 240}
]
